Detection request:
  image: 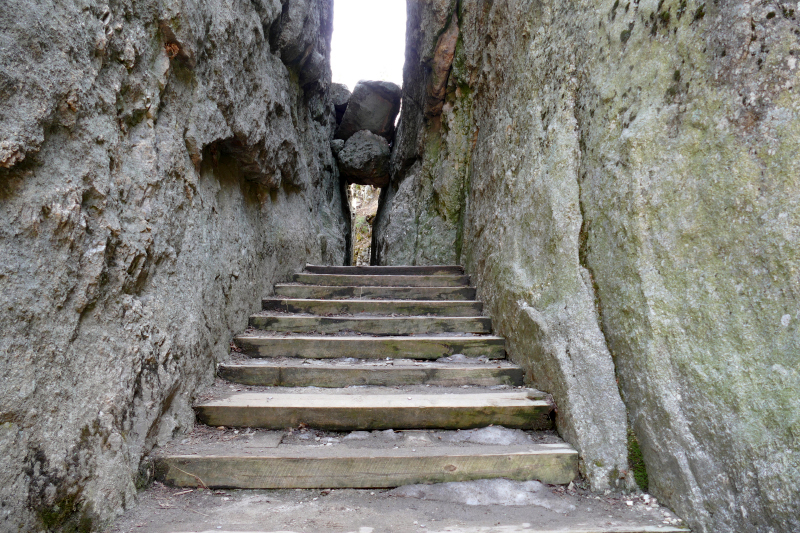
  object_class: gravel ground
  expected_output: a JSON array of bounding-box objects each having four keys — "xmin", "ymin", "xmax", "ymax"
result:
[{"xmin": 105, "ymin": 481, "xmax": 689, "ymax": 533}]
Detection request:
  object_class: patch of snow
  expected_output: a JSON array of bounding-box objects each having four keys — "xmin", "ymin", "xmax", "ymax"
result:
[
  {"xmin": 388, "ymin": 479, "xmax": 577, "ymax": 512},
  {"xmin": 437, "ymin": 354, "xmax": 489, "ymax": 364},
  {"xmin": 342, "ymin": 431, "xmax": 371, "ymax": 441},
  {"xmin": 443, "ymin": 426, "xmax": 532, "ymax": 446}
]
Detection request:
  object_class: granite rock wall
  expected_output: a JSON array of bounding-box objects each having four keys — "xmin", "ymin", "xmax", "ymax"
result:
[
  {"xmin": 374, "ymin": 1, "xmax": 800, "ymax": 532},
  {"xmin": 0, "ymin": 0, "xmax": 346, "ymax": 530}
]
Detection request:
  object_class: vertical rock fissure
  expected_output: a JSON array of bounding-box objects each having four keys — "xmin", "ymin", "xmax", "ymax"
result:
[{"xmin": 574, "ymin": 104, "xmax": 641, "ymax": 491}]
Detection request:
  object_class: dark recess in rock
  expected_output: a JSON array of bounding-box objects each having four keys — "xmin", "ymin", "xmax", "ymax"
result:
[{"xmin": 331, "ymin": 82, "xmax": 352, "ymax": 124}]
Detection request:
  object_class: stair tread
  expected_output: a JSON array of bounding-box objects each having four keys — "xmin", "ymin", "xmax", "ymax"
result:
[
  {"xmin": 197, "ymin": 390, "xmax": 549, "ymax": 408},
  {"xmin": 235, "ymin": 333, "xmax": 506, "ymax": 360},
  {"xmin": 219, "ymin": 358, "xmax": 523, "ymax": 387},
  {"xmin": 274, "ymin": 284, "xmax": 477, "ymax": 300},
  {"xmin": 220, "ymin": 357, "xmax": 521, "ymax": 368},
  {"xmin": 237, "ymin": 333, "xmax": 503, "ymax": 339},
  {"xmin": 262, "ymin": 297, "xmax": 483, "ymax": 317},
  {"xmin": 293, "ymin": 273, "xmax": 470, "ymax": 287},
  {"xmin": 157, "ymin": 429, "xmax": 577, "ymax": 488},
  {"xmin": 263, "ymin": 297, "xmax": 482, "ymax": 304},
  {"xmin": 304, "ymin": 264, "xmax": 465, "ymax": 275},
  {"xmin": 251, "ymin": 312, "xmax": 488, "ymax": 319},
  {"xmin": 162, "ymin": 442, "xmax": 575, "ymax": 458},
  {"xmin": 194, "ymin": 385, "xmax": 552, "ymax": 430},
  {"xmin": 248, "ymin": 314, "xmax": 492, "ymax": 335}
]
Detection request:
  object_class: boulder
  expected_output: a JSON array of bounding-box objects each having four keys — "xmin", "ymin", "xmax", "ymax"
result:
[
  {"xmin": 335, "ymin": 80, "xmax": 402, "ymax": 141},
  {"xmin": 330, "ymin": 83, "xmax": 351, "ymax": 124},
  {"xmin": 337, "ymin": 130, "xmax": 391, "ymax": 187}
]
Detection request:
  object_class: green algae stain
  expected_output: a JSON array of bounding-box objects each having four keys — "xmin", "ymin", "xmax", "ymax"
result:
[
  {"xmin": 39, "ymin": 493, "xmax": 94, "ymax": 533},
  {"xmin": 627, "ymin": 427, "xmax": 648, "ymax": 490}
]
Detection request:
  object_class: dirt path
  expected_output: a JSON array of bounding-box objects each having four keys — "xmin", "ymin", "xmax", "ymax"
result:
[{"xmin": 106, "ymin": 482, "xmax": 687, "ymax": 533}]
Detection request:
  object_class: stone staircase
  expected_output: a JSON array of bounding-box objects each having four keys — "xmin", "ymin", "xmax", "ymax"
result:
[{"xmin": 155, "ymin": 265, "xmax": 579, "ymax": 489}]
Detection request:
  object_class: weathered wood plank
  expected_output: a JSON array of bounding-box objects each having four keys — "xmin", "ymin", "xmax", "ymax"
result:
[
  {"xmin": 156, "ymin": 444, "xmax": 578, "ymax": 488},
  {"xmin": 303, "ymin": 265, "xmax": 465, "ymax": 275},
  {"xmin": 261, "ymin": 298, "xmax": 483, "ymax": 316},
  {"xmin": 234, "ymin": 334, "xmax": 506, "ymax": 360},
  {"xmin": 249, "ymin": 315, "xmax": 491, "ymax": 335},
  {"xmin": 292, "ymin": 273, "xmax": 470, "ymax": 287},
  {"xmin": 195, "ymin": 392, "xmax": 553, "ymax": 430},
  {"xmin": 273, "ymin": 284, "xmax": 477, "ymax": 301},
  {"xmin": 218, "ymin": 362, "xmax": 524, "ymax": 387}
]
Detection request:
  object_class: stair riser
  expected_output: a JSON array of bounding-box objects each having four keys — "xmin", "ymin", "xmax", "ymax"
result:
[
  {"xmin": 304, "ymin": 265, "xmax": 465, "ymax": 275},
  {"xmin": 235, "ymin": 337, "xmax": 506, "ymax": 360},
  {"xmin": 195, "ymin": 405, "xmax": 553, "ymax": 431},
  {"xmin": 293, "ymin": 274, "xmax": 470, "ymax": 287},
  {"xmin": 262, "ymin": 298, "xmax": 483, "ymax": 316},
  {"xmin": 218, "ymin": 365, "xmax": 524, "ymax": 388},
  {"xmin": 156, "ymin": 452, "xmax": 578, "ymax": 488},
  {"xmin": 249, "ymin": 316, "xmax": 492, "ymax": 335},
  {"xmin": 274, "ymin": 285, "xmax": 477, "ymax": 301}
]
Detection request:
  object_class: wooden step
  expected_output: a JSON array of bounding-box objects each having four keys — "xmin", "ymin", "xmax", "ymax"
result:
[
  {"xmin": 304, "ymin": 265, "xmax": 464, "ymax": 275},
  {"xmin": 218, "ymin": 360, "xmax": 524, "ymax": 387},
  {"xmin": 156, "ymin": 442, "xmax": 578, "ymax": 489},
  {"xmin": 293, "ymin": 273, "xmax": 470, "ymax": 287},
  {"xmin": 195, "ymin": 390, "xmax": 552, "ymax": 430},
  {"xmin": 262, "ymin": 298, "xmax": 483, "ymax": 316},
  {"xmin": 274, "ymin": 284, "xmax": 477, "ymax": 301},
  {"xmin": 234, "ymin": 334, "xmax": 506, "ymax": 359},
  {"xmin": 249, "ymin": 314, "xmax": 492, "ymax": 335}
]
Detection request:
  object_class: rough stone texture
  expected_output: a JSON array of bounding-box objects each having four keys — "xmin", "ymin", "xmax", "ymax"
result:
[
  {"xmin": 337, "ymin": 130, "xmax": 391, "ymax": 187},
  {"xmin": 331, "ymin": 82, "xmax": 352, "ymax": 124},
  {"xmin": 335, "ymin": 80, "xmax": 403, "ymax": 141},
  {"xmin": 0, "ymin": 0, "xmax": 347, "ymax": 531},
  {"xmin": 374, "ymin": 1, "xmax": 800, "ymax": 532},
  {"xmin": 372, "ymin": 0, "xmax": 466, "ymax": 266},
  {"xmin": 331, "ymin": 138, "xmax": 345, "ymax": 157}
]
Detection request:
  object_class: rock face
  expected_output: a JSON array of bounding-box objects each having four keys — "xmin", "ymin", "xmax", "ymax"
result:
[
  {"xmin": 374, "ymin": 1, "xmax": 800, "ymax": 532},
  {"xmin": 337, "ymin": 131, "xmax": 391, "ymax": 187},
  {"xmin": 335, "ymin": 80, "xmax": 402, "ymax": 141},
  {"xmin": 0, "ymin": 0, "xmax": 346, "ymax": 531}
]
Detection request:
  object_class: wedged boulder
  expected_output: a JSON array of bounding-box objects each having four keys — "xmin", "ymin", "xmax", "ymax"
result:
[
  {"xmin": 337, "ymin": 130, "xmax": 391, "ymax": 187},
  {"xmin": 331, "ymin": 83, "xmax": 351, "ymax": 124},
  {"xmin": 335, "ymin": 81, "xmax": 402, "ymax": 141}
]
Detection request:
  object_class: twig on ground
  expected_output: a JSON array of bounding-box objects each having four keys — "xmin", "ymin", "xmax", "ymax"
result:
[{"xmin": 172, "ymin": 466, "xmax": 209, "ymax": 489}]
